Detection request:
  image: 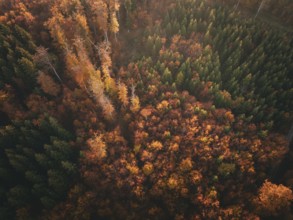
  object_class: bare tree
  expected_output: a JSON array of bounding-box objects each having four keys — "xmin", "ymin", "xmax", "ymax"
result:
[{"xmin": 34, "ymin": 47, "xmax": 62, "ymax": 83}]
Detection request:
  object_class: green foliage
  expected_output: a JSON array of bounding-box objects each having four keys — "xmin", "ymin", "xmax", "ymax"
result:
[
  {"xmin": 218, "ymin": 163, "xmax": 236, "ymax": 176},
  {"xmin": 162, "ymin": 67, "xmax": 172, "ymax": 84},
  {"xmin": 0, "ymin": 0, "xmax": 292, "ymax": 219},
  {"xmin": 0, "ymin": 116, "xmax": 78, "ymax": 218},
  {"xmin": 0, "ymin": 24, "xmax": 37, "ymax": 94},
  {"xmin": 142, "ymin": 0, "xmax": 292, "ymax": 128},
  {"xmin": 175, "ymin": 71, "xmax": 184, "ymax": 88}
]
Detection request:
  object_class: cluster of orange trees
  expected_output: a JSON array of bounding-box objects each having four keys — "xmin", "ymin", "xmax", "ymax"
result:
[{"xmin": 0, "ymin": 0, "xmax": 292, "ymax": 219}]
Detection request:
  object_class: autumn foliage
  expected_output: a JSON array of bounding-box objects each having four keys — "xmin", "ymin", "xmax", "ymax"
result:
[
  {"xmin": 256, "ymin": 180, "xmax": 293, "ymax": 216},
  {"xmin": 0, "ymin": 0, "xmax": 292, "ymax": 219}
]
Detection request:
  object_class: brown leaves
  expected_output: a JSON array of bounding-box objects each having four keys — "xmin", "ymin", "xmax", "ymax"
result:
[
  {"xmin": 0, "ymin": 2, "xmax": 35, "ymax": 27},
  {"xmin": 37, "ymin": 71, "xmax": 60, "ymax": 96},
  {"xmin": 256, "ymin": 180, "xmax": 293, "ymax": 216},
  {"xmin": 34, "ymin": 47, "xmax": 62, "ymax": 82}
]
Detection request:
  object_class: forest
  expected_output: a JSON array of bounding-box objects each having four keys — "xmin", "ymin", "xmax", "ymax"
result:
[{"xmin": 0, "ymin": 0, "xmax": 292, "ymax": 219}]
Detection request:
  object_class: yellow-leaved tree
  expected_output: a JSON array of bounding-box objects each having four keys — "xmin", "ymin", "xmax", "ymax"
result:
[
  {"xmin": 130, "ymin": 85, "xmax": 140, "ymax": 113},
  {"xmin": 86, "ymin": 134, "xmax": 107, "ymax": 161},
  {"xmin": 118, "ymin": 82, "xmax": 129, "ymax": 106}
]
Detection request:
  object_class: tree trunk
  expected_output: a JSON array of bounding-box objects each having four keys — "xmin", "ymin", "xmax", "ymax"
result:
[
  {"xmin": 234, "ymin": 0, "xmax": 241, "ymax": 10},
  {"xmin": 104, "ymin": 30, "xmax": 108, "ymax": 43},
  {"xmin": 255, "ymin": 0, "xmax": 265, "ymax": 19}
]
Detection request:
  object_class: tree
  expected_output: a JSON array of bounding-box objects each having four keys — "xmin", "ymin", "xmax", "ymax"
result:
[
  {"xmin": 87, "ymin": 0, "xmax": 108, "ymax": 40},
  {"xmin": 256, "ymin": 180, "xmax": 293, "ymax": 216},
  {"xmin": 45, "ymin": 6, "xmax": 67, "ymax": 47},
  {"xmin": 34, "ymin": 47, "xmax": 62, "ymax": 82},
  {"xmin": 118, "ymin": 82, "xmax": 129, "ymax": 106},
  {"xmin": 37, "ymin": 71, "xmax": 60, "ymax": 96},
  {"xmin": 85, "ymin": 134, "xmax": 107, "ymax": 161},
  {"xmin": 0, "ymin": 24, "xmax": 37, "ymax": 95},
  {"xmin": 162, "ymin": 67, "xmax": 172, "ymax": 84},
  {"xmin": 175, "ymin": 71, "xmax": 184, "ymax": 88},
  {"xmin": 130, "ymin": 86, "xmax": 140, "ymax": 113},
  {"xmin": 0, "ymin": 116, "xmax": 78, "ymax": 218},
  {"xmin": 110, "ymin": 12, "xmax": 119, "ymax": 38},
  {"xmin": 0, "ymin": 1, "xmax": 35, "ymax": 28},
  {"xmin": 98, "ymin": 41, "xmax": 112, "ymax": 75}
]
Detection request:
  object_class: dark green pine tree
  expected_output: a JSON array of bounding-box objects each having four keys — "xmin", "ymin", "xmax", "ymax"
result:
[
  {"xmin": 0, "ymin": 23, "xmax": 37, "ymax": 96},
  {"xmin": 0, "ymin": 116, "xmax": 78, "ymax": 219}
]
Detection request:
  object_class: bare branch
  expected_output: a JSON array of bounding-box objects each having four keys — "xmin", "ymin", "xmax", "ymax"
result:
[{"xmin": 34, "ymin": 46, "xmax": 63, "ymax": 83}]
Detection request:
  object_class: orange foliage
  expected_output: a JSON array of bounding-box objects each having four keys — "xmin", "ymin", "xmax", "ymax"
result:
[
  {"xmin": 0, "ymin": 2, "xmax": 35, "ymax": 28},
  {"xmin": 140, "ymin": 107, "xmax": 153, "ymax": 118},
  {"xmin": 148, "ymin": 141, "xmax": 163, "ymax": 151},
  {"xmin": 256, "ymin": 180, "xmax": 293, "ymax": 216},
  {"xmin": 118, "ymin": 82, "xmax": 129, "ymax": 106},
  {"xmin": 179, "ymin": 158, "xmax": 193, "ymax": 171},
  {"xmin": 86, "ymin": 134, "xmax": 107, "ymax": 161}
]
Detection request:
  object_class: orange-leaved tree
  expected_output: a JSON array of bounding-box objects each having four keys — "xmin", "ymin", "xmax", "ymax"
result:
[{"xmin": 256, "ymin": 180, "xmax": 293, "ymax": 216}]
